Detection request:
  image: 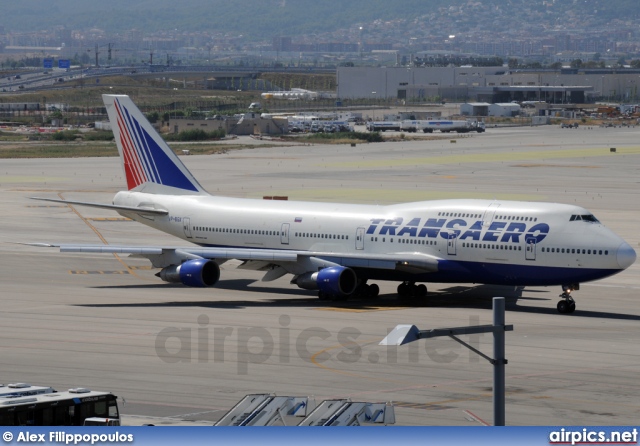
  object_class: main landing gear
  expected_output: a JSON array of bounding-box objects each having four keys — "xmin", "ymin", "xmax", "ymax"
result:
[
  {"xmin": 397, "ymin": 281, "xmax": 427, "ymax": 302},
  {"xmin": 357, "ymin": 283, "xmax": 380, "ymax": 299},
  {"xmin": 317, "ymin": 282, "xmax": 380, "ymax": 301},
  {"xmin": 557, "ymin": 284, "xmax": 579, "ymax": 314}
]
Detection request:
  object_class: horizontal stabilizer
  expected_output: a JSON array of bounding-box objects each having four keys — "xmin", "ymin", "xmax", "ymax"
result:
[{"xmin": 30, "ymin": 197, "xmax": 168, "ymax": 216}]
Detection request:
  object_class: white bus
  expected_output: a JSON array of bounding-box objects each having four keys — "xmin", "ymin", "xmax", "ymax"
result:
[
  {"xmin": 0, "ymin": 388, "xmax": 119, "ymax": 426},
  {"xmin": 0, "ymin": 383, "xmax": 55, "ymax": 398}
]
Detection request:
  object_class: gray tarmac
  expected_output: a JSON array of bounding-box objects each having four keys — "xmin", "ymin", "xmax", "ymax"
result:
[{"xmin": 1, "ymin": 124, "xmax": 639, "ymax": 426}]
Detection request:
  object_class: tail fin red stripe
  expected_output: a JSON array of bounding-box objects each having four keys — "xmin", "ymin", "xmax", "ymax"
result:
[
  {"xmin": 117, "ymin": 118, "xmax": 145, "ymax": 188},
  {"xmin": 114, "ymin": 100, "xmax": 147, "ymax": 189}
]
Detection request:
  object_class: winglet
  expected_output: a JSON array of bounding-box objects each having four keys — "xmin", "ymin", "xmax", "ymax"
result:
[{"xmin": 103, "ymin": 94, "xmax": 208, "ymax": 195}]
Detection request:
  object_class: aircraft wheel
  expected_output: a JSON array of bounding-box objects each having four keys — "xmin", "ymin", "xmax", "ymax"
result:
[
  {"xmin": 568, "ymin": 302, "xmax": 576, "ymax": 313},
  {"xmin": 557, "ymin": 300, "xmax": 569, "ymax": 314},
  {"xmin": 399, "ymin": 282, "xmax": 416, "ymax": 297},
  {"xmin": 368, "ymin": 284, "xmax": 380, "ymax": 298},
  {"xmin": 416, "ymin": 284, "xmax": 427, "ymax": 297}
]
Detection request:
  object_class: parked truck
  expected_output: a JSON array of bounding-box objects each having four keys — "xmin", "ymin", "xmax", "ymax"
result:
[
  {"xmin": 366, "ymin": 121, "xmax": 402, "ymax": 132},
  {"xmin": 400, "ymin": 120, "xmax": 485, "ymax": 133}
]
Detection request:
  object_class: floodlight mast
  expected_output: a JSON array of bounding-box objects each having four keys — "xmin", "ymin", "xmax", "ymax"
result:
[{"xmin": 380, "ymin": 297, "xmax": 513, "ymax": 426}]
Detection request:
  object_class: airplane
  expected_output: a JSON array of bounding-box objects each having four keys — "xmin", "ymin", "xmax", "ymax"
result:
[{"xmin": 32, "ymin": 94, "xmax": 636, "ymax": 314}]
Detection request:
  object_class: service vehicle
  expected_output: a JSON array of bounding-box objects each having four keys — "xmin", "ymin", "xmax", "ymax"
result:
[
  {"xmin": 401, "ymin": 120, "xmax": 485, "ymax": 133},
  {"xmin": 0, "ymin": 388, "xmax": 120, "ymax": 426}
]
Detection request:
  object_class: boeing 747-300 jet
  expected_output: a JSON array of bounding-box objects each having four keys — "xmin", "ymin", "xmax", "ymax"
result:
[{"xmin": 32, "ymin": 95, "xmax": 636, "ymax": 314}]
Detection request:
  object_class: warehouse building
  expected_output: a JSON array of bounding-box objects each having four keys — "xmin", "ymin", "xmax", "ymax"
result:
[
  {"xmin": 336, "ymin": 66, "xmax": 638, "ymax": 103},
  {"xmin": 488, "ymin": 102, "xmax": 521, "ymax": 117}
]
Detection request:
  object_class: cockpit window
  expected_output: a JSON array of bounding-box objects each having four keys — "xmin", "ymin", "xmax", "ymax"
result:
[{"xmin": 569, "ymin": 214, "xmax": 599, "ymax": 223}]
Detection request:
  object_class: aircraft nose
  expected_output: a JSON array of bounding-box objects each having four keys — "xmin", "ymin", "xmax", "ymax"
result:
[{"xmin": 616, "ymin": 242, "xmax": 637, "ymax": 269}]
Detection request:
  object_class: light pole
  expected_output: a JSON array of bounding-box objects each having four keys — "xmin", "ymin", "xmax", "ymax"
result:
[
  {"xmin": 380, "ymin": 296, "xmax": 513, "ymax": 426},
  {"xmin": 371, "ymin": 91, "xmax": 377, "ymax": 121}
]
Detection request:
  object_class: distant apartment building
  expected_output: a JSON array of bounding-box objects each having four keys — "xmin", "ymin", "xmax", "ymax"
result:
[{"xmin": 272, "ymin": 36, "xmax": 292, "ymax": 52}]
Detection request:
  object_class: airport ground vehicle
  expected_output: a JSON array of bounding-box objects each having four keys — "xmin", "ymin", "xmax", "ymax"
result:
[
  {"xmin": 366, "ymin": 121, "xmax": 401, "ymax": 131},
  {"xmin": 0, "ymin": 388, "xmax": 120, "ymax": 426},
  {"xmin": 0, "ymin": 383, "xmax": 55, "ymax": 398},
  {"xmin": 400, "ymin": 120, "xmax": 485, "ymax": 133},
  {"xmin": 83, "ymin": 417, "xmax": 121, "ymax": 426}
]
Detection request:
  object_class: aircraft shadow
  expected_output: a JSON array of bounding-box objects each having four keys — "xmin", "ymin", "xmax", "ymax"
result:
[
  {"xmin": 94, "ymin": 279, "xmax": 307, "ymax": 296},
  {"xmin": 79, "ymin": 282, "xmax": 640, "ymax": 320}
]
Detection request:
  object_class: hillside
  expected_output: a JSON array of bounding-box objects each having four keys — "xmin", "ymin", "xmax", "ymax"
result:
[{"xmin": 1, "ymin": 0, "xmax": 639, "ymax": 40}]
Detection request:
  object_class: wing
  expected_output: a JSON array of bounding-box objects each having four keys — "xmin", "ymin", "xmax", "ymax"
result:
[{"xmin": 29, "ymin": 244, "xmax": 442, "ymax": 278}]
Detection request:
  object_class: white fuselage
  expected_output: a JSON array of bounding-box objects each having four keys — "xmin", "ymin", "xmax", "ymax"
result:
[{"xmin": 114, "ymin": 191, "xmax": 635, "ymax": 287}]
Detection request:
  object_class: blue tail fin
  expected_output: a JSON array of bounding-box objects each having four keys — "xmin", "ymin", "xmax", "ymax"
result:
[{"xmin": 103, "ymin": 94, "xmax": 208, "ymax": 195}]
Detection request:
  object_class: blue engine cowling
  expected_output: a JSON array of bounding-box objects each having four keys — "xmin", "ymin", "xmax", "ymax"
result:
[
  {"xmin": 295, "ymin": 266, "xmax": 357, "ymax": 297},
  {"xmin": 157, "ymin": 259, "xmax": 220, "ymax": 287}
]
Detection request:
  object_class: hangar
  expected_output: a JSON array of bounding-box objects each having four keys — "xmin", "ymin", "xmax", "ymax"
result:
[
  {"xmin": 460, "ymin": 102, "xmax": 490, "ymax": 116},
  {"xmin": 488, "ymin": 102, "xmax": 522, "ymax": 117}
]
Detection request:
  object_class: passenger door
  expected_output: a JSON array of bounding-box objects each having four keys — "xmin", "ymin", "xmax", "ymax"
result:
[
  {"xmin": 355, "ymin": 227, "xmax": 365, "ymax": 250},
  {"xmin": 280, "ymin": 223, "xmax": 290, "ymax": 245},
  {"xmin": 447, "ymin": 233, "xmax": 457, "ymax": 256},
  {"xmin": 525, "ymin": 239, "xmax": 537, "ymax": 261},
  {"xmin": 183, "ymin": 217, "xmax": 192, "ymax": 239}
]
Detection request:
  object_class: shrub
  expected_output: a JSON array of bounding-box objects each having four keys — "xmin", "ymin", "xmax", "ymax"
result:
[
  {"xmin": 295, "ymin": 131, "xmax": 383, "ymax": 143},
  {"xmin": 84, "ymin": 130, "xmax": 114, "ymax": 141},
  {"xmin": 164, "ymin": 128, "xmax": 226, "ymax": 142},
  {"xmin": 351, "ymin": 131, "xmax": 383, "ymax": 142},
  {"xmin": 51, "ymin": 130, "xmax": 80, "ymax": 141},
  {"xmin": 146, "ymin": 111, "xmax": 160, "ymax": 123}
]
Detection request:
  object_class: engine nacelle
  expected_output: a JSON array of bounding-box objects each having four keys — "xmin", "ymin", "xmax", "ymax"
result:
[
  {"xmin": 157, "ymin": 259, "xmax": 220, "ymax": 287},
  {"xmin": 294, "ymin": 266, "xmax": 357, "ymax": 297}
]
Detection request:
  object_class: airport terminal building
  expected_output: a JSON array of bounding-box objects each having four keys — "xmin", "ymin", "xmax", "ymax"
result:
[{"xmin": 337, "ymin": 66, "xmax": 640, "ymax": 103}]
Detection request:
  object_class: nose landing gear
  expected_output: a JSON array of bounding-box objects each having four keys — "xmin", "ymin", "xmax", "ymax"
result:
[{"xmin": 557, "ymin": 284, "xmax": 579, "ymax": 314}]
